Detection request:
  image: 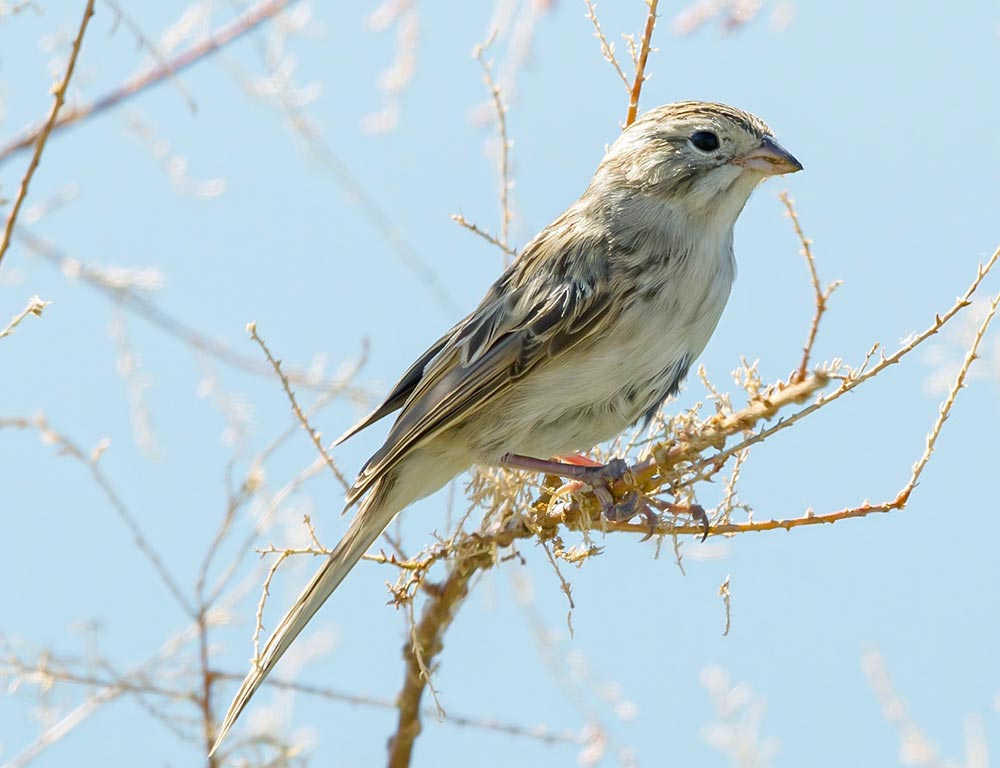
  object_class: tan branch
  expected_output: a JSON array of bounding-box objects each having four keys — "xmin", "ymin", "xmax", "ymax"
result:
[
  {"xmin": 451, "ymin": 213, "xmax": 517, "ymax": 258},
  {"xmin": 388, "ymin": 556, "xmax": 484, "ymax": 767},
  {"xmin": 0, "ymin": 0, "xmax": 94, "ymax": 269},
  {"xmin": 625, "ymin": 0, "xmax": 659, "ymax": 127},
  {"xmin": 780, "ymin": 192, "xmax": 841, "ymax": 381}
]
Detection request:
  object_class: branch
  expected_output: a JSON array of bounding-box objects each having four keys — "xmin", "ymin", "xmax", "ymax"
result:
[
  {"xmin": 473, "ymin": 33, "xmax": 514, "ymax": 263},
  {"xmin": 0, "ymin": 0, "xmax": 291, "ymax": 166},
  {"xmin": 0, "ymin": 295, "xmax": 50, "ymax": 339},
  {"xmin": 0, "ymin": 0, "xmax": 95, "ymax": 269},
  {"xmin": 388, "ymin": 555, "xmax": 483, "ymax": 767},
  {"xmin": 780, "ymin": 192, "xmax": 841, "ymax": 382},
  {"xmin": 1, "ymin": 415, "xmax": 195, "ymax": 616},
  {"xmin": 450, "ymin": 213, "xmax": 517, "ymax": 259},
  {"xmin": 625, "ymin": 0, "xmax": 659, "ymax": 127},
  {"xmin": 582, "ymin": 0, "xmax": 630, "ymax": 89},
  {"xmin": 16, "ymin": 228, "xmax": 369, "ymax": 394},
  {"xmin": 247, "ymin": 322, "xmax": 350, "ymax": 491}
]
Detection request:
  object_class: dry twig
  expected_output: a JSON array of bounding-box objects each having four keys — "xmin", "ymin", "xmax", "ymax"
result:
[
  {"xmin": 248, "ymin": 321, "xmax": 350, "ymax": 491},
  {"xmin": 0, "ymin": 0, "xmax": 95, "ymax": 269},
  {"xmin": 473, "ymin": 32, "xmax": 514, "ymax": 262},
  {"xmin": 0, "ymin": 295, "xmax": 50, "ymax": 339},
  {"xmin": 625, "ymin": 0, "xmax": 659, "ymax": 127},
  {"xmin": 780, "ymin": 192, "xmax": 841, "ymax": 381},
  {"xmin": 450, "ymin": 213, "xmax": 517, "ymax": 259}
]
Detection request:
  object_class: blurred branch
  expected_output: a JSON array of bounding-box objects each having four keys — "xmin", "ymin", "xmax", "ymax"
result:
[
  {"xmin": 0, "ymin": 414, "xmax": 195, "ymax": 616},
  {"xmin": 0, "ymin": 295, "xmax": 50, "ymax": 339},
  {"xmin": 16, "ymin": 228, "xmax": 369, "ymax": 395},
  {"xmin": 227, "ymin": 23, "xmax": 461, "ymax": 315},
  {"xmin": 103, "ymin": 0, "xmax": 198, "ymax": 113},
  {"xmin": 473, "ymin": 32, "xmax": 513, "ymax": 263},
  {"xmin": 0, "ymin": 0, "xmax": 94, "ymax": 269},
  {"xmin": 0, "ymin": 0, "xmax": 291, "ymax": 166}
]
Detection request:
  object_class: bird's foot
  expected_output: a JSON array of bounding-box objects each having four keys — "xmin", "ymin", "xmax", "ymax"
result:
[
  {"xmin": 500, "ymin": 453, "xmax": 677, "ymax": 539},
  {"xmin": 647, "ymin": 497, "xmax": 711, "ymax": 541}
]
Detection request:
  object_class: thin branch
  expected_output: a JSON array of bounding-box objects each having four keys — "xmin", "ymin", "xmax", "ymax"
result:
[
  {"xmin": 225, "ymin": 30, "xmax": 460, "ymax": 315},
  {"xmin": 473, "ymin": 32, "xmax": 513, "ymax": 262},
  {"xmin": 103, "ymin": 0, "xmax": 198, "ymax": 113},
  {"xmin": 0, "ymin": 0, "xmax": 95, "ymax": 269},
  {"xmin": 0, "ymin": 295, "xmax": 50, "ymax": 339},
  {"xmin": 0, "ymin": 0, "xmax": 291, "ymax": 165},
  {"xmin": 247, "ymin": 321, "xmax": 350, "ymax": 491},
  {"xmin": 1, "ymin": 415, "xmax": 195, "ymax": 617},
  {"xmin": 780, "ymin": 192, "xmax": 841, "ymax": 381},
  {"xmin": 582, "ymin": 0, "xmax": 630, "ymax": 89},
  {"xmin": 625, "ymin": 0, "xmax": 659, "ymax": 127},
  {"xmin": 663, "ymin": 244, "xmax": 1000, "ymax": 492},
  {"xmin": 450, "ymin": 213, "xmax": 517, "ymax": 259},
  {"xmin": 16, "ymin": 228, "xmax": 369, "ymax": 394}
]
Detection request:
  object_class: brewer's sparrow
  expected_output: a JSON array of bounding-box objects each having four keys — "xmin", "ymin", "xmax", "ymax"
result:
[{"xmin": 214, "ymin": 100, "xmax": 801, "ymax": 749}]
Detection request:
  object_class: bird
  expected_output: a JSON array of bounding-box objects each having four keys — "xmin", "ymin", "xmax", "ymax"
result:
[{"xmin": 213, "ymin": 100, "xmax": 801, "ymax": 751}]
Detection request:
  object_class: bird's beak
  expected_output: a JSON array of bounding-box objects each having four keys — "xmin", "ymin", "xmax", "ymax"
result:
[{"xmin": 734, "ymin": 136, "xmax": 803, "ymax": 176}]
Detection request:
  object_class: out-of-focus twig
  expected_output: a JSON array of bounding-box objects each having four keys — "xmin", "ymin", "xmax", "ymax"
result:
[
  {"xmin": 473, "ymin": 32, "xmax": 513, "ymax": 263},
  {"xmin": 0, "ymin": 414, "xmax": 194, "ymax": 616},
  {"xmin": 16, "ymin": 228, "xmax": 368, "ymax": 395},
  {"xmin": 0, "ymin": 295, "xmax": 50, "ymax": 339},
  {"xmin": 103, "ymin": 0, "xmax": 198, "ymax": 113},
  {"xmin": 0, "ymin": 0, "xmax": 291, "ymax": 166},
  {"xmin": 0, "ymin": 0, "xmax": 95, "ymax": 269}
]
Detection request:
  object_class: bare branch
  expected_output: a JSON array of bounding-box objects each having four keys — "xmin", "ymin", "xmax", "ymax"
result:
[
  {"xmin": 17, "ymin": 228, "xmax": 369, "ymax": 395},
  {"xmin": 0, "ymin": 415, "xmax": 194, "ymax": 616},
  {"xmin": 0, "ymin": 0, "xmax": 95, "ymax": 269},
  {"xmin": 247, "ymin": 321, "xmax": 350, "ymax": 491},
  {"xmin": 582, "ymin": 0, "xmax": 630, "ymax": 89},
  {"xmin": 0, "ymin": 0, "xmax": 291, "ymax": 166},
  {"xmin": 780, "ymin": 192, "xmax": 841, "ymax": 381},
  {"xmin": 473, "ymin": 32, "xmax": 514, "ymax": 263},
  {"xmin": 451, "ymin": 213, "xmax": 517, "ymax": 259},
  {"xmin": 0, "ymin": 295, "xmax": 50, "ymax": 339},
  {"xmin": 625, "ymin": 0, "xmax": 659, "ymax": 127}
]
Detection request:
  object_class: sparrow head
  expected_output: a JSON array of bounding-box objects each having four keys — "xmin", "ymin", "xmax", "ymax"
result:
[{"xmin": 595, "ymin": 100, "xmax": 802, "ymax": 226}]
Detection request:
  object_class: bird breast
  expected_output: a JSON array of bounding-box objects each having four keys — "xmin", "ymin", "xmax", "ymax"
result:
[{"xmin": 471, "ymin": 236, "xmax": 736, "ymax": 462}]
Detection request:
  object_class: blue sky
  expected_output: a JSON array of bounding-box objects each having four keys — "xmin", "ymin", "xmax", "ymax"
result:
[{"xmin": 2, "ymin": 1, "xmax": 999, "ymax": 766}]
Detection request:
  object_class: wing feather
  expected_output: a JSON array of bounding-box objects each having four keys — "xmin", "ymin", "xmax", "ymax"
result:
[{"xmin": 345, "ymin": 270, "xmax": 615, "ymax": 507}]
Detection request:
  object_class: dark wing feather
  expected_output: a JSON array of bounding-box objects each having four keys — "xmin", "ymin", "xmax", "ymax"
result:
[
  {"xmin": 334, "ymin": 322, "xmax": 466, "ymax": 446},
  {"xmin": 345, "ymin": 271, "xmax": 616, "ymax": 507}
]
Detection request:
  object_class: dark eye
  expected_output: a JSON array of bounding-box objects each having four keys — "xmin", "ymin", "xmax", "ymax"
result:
[{"xmin": 690, "ymin": 131, "xmax": 720, "ymax": 152}]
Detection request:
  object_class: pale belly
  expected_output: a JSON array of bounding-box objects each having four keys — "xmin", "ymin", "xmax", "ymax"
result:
[{"xmin": 467, "ymin": 279, "xmax": 731, "ymax": 462}]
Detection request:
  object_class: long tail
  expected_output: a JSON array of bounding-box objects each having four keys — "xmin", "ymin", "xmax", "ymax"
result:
[{"xmin": 211, "ymin": 483, "xmax": 397, "ymax": 754}]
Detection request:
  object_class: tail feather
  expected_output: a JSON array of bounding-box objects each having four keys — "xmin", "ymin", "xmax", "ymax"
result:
[{"xmin": 211, "ymin": 486, "xmax": 397, "ymax": 755}]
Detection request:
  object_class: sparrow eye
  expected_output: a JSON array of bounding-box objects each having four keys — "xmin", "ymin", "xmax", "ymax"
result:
[{"xmin": 690, "ymin": 131, "xmax": 720, "ymax": 152}]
